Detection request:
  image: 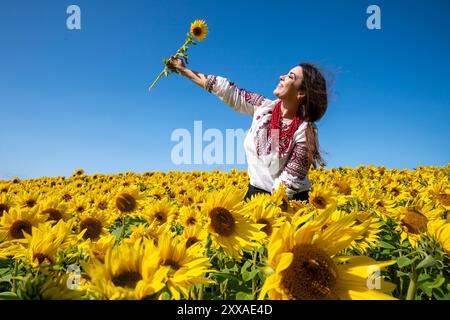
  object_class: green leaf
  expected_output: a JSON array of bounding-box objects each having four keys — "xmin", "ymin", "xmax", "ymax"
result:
[
  {"xmin": 416, "ymin": 255, "xmax": 437, "ymax": 270},
  {"xmin": 0, "ymin": 273, "xmax": 12, "ymax": 284},
  {"xmin": 378, "ymin": 241, "xmax": 395, "ymax": 249},
  {"xmin": 430, "ymin": 275, "xmax": 446, "ymax": 289},
  {"xmin": 396, "ymin": 270, "xmax": 410, "ymax": 277},
  {"xmin": 0, "ymin": 292, "xmax": 19, "ymax": 300},
  {"xmin": 418, "ymin": 274, "xmax": 446, "ymax": 297},
  {"xmin": 242, "ymin": 269, "xmax": 259, "ymax": 282},
  {"xmin": 236, "ymin": 292, "xmax": 253, "ymax": 300},
  {"xmin": 396, "ymin": 256, "xmax": 413, "ymax": 268}
]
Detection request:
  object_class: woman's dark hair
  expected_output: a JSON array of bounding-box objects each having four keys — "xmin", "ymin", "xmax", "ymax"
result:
[{"xmin": 298, "ymin": 63, "xmax": 328, "ymax": 168}]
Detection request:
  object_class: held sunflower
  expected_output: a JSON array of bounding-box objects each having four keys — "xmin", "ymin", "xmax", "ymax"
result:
[{"xmin": 190, "ymin": 19, "xmax": 208, "ymax": 42}]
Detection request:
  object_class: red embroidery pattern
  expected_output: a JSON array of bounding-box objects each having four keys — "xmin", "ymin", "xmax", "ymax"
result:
[
  {"xmin": 238, "ymin": 88, "xmax": 265, "ymax": 107},
  {"xmin": 284, "ymin": 142, "xmax": 310, "ymax": 180},
  {"xmin": 205, "ymin": 75, "xmax": 217, "ymax": 93},
  {"xmin": 254, "ymin": 119, "xmax": 293, "ymax": 158}
]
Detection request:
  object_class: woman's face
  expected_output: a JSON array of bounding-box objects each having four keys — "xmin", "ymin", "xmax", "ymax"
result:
[{"xmin": 273, "ymin": 66, "xmax": 304, "ymax": 101}]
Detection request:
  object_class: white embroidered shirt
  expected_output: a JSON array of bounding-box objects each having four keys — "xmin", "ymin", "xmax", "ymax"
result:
[{"xmin": 205, "ymin": 75, "xmax": 317, "ymax": 198}]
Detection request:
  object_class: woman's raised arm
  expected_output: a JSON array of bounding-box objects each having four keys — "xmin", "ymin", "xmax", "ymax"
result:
[{"xmin": 168, "ymin": 57, "xmax": 272, "ymax": 115}]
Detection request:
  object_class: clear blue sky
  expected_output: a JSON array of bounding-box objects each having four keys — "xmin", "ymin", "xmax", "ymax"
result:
[{"xmin": 1, "ymin": 0, "xmax": 449, "ymax": 180}]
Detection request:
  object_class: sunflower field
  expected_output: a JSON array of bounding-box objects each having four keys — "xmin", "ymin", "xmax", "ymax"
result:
[{"xmin": 0, "ymin": 165, "xmax": 449, "ymax": 300}]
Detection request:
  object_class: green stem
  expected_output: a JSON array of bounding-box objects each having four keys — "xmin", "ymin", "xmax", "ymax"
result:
[
  {"xmin": 198, "ymin": 284, "xmax": 204, "ymax": 300},
  {"xmin": 12, "ymin": 259, "xmax": 18, "ymax": 292},
  {"xmin": 406, "ymin": 269, "xmax": 418, "ymax": 300},
  {"xmin": 251, "ymin": 249, "xmax": 257, "ymax": 298},
  {"xmin": 119, "ymin": 217, "xmax": 126, "ymax": 241},
  {"xmin": 148, "ymin": 70, "xmax": 165, "ymax": 91}
]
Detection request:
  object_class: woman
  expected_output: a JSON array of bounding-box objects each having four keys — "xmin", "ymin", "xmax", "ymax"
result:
[{"xmin": 167, "ymin": 57, "xmax": 328, "ymax": 202}]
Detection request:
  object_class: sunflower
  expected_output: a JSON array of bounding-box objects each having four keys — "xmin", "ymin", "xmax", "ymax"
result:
[
  {"xmin": 38, "ymin": 196, "xmax": 71, "ymax": 224},
  {"xmin": 8, "ymin": 220, "xmax": 76, "ymax": 268},
  {"xmin": 58, "ymin": 186, "xmax": 75, "ymax": 203},
  {"xmin": 202, "ymin": 187, "xmax": 265, "ymax": 260},
  {"xmin": 331, "ymin": 210, "xmax": 382, "ymax": 254},
  {"xmin": 177, "ymin": 205, "xmax": 204, "ymax": 228},
  {"xmin": 362, "ymin": 189, "xmax": 396, "ymax": 220},
  {"xmin": 114, "ymin": 187, "xmax": 143, "ymax": 216},
  {"xmin": 427, "ymin": 181, "xmax": 450, "ymax": 212},
  {"xmin": 67, "ymin": 195, "xmax": 94, "ymax": 218},
  {"xmin": 82, "ymin": 240, "xmax": 169, "ymax": 300},
  {"xmin": 190, "ymin": 19, "xmax": 208, "ymax": 42},
  {"xmin": 0, "ymin": 193, "xmax": 14, "ymax": 217},
  {"xmin": 140, "ymin": 199, "xmax": 176, "ymax": 226},
  {"xmin": 383, "ymin": 179, "xmax": 410, "ymax": 201},
  {"xmin": 155, "ymin": 233, "xmax": 213, "ymax": 299},
  {"xmin": 181, "ymin": 223, "xmax": 208, "ymax": 250},
  {"xmin": 332, "ymin": 177, "xmax": 353, "ymax": 196},
  {"xmin": 269, "ymin": 184, "xmax": 298, "ymax": 214},
  {"xmin": 90, "ymin": 191, "xmax": 112, "ymax": 212},
  {"xmin": 259, "ymin": 217, "xmax": 396, "ymax": 300},
  {"xmin": 77, "ymin": 209, "xmax": 114, "ymax": 241},
  {"xmin": 308, "ymin": 184, "xmax": 338, "ymax": 212},
  {"xmin": 124, "ymin": 221, "xmax": 167, "ymax": 246},
  {"xmin": 240, "ymin": 196, "xmax": 285, "ymax": 238},
  {"xmin": 80, "ymin": 234, "xmax": 116, "ymax": 264},
  {"xmin": 70, "ymin": 168, "xmax": 86, "ymax": 179},
  {"xmin": 427, "ymin": 219, "xmax": 450, "ymax": 256},
  {"xmin": 0, "ymin": 207, "xmax": 45, "ymax": 241},
  {"xmin": 389, "ymin": 201, "xmax": 442, "ymax": 247},
  {"xmin": 16, "ymin": 190, "xmax": 41, "ymax": 209}
]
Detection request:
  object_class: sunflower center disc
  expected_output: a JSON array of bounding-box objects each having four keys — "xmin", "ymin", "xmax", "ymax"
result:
[
  {"xmin": 281, "ymin": 244, "xmax": 338, "ymax": 300},
  {"xmin": 186, "ymin": 217, "xmax": 197, "ymax": 225},
  {"xmin": 312, "ymin": 196, "xmax": 327, "ymax": 209},
  {"xmin": 42, "ymin": 208, "xmax": 63, "ymax": 222},
  {"xmin": 0, "ymin": 204, "xmax": 9, "ymax": 216},
  {"xmin": 257, "ymin": 218, "xmax": 273, "ymax": 236},
  {"xmin": 186, "ymin": 237, "xmax": 199, "ymax": 248},
  {"xmin": 193, "ymin": 27, "xmax": 202, "ymax": 36},
  {"xmin": 10, "ymin": 219, "xmax": 32, "ymax": 239},
  {"xmin": 209, "ymin": 207, "xmax": 235, "ymax": 237},
  {"xmin": 80, "ymin": 217, "xmax": 103, "ymax": 240},
  {"xmin": 163, "ymin": 259, "xmax": 182, "ymax": 271},
  {"xmin": 62, "ymin": 193, "xmax": 72, "ymax": 201},
  {"xmin": 437, "ymin": 194, "xmax": 450, "ymax": 206},
  {"xmin": 33, "ymin": 253, "xmax": 52, "ymax": 264},
  {"xmin": 98, "ymin": 201, "xmax": 108, "ymax": 210},
  {"xmin": 25, "ymin": 199, "xmax": 36, "ymax": 208},
  {"xmin": 154, "ymin": 212, "xmax": 167, "ymax": 223},
  {"xmin": 402, "ymin": 209, "xmax": 428, "ymax": 234},
  {"xmin": 112, "ymin": 271, "xmax": 142, "ymax": 289},
  {"xmin": 334, "ymin": 181, "xmax": 351, "ymax": 195},
  {"xmin": 116, "ymin": 193, "xmax": 137, "ymax": 213}
]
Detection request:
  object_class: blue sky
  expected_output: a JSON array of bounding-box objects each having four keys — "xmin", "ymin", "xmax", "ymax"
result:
[{"xmin": 1, "ymin": 0, "xmax": 449, "ymax": 180}]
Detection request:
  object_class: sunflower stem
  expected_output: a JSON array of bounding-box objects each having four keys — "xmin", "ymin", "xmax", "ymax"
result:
[
  {"xmin": 148, "ymin": 70, "xmax": 165, "ymax": 91},
  {"xmin": 251, "ymin": 249, "xmax": 257, "ymax": 298},
  {"xmin": 119, "ymin": 217, "xmax": 126, "ymax": 241},
  {"xmin": 12, "ymin": 258, "xmax": 18, "ymax": 292},
  {"xmin": 198, "ymin": 284, "xmax": 204, "ymax": 300},
  {"xmin": 406, "ymin": 268, "xmax": 418, "ymax": 300}
]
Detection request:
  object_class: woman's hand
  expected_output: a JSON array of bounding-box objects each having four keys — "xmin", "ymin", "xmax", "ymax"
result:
[{"xmin": 166, "ymin": 56, "xmax": 186, "ymax": 71}]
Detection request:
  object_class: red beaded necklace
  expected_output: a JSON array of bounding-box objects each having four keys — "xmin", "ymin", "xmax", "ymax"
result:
[{"xmin": 267, "ymin": 100, "xmax": 303, "ymax": 156}]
